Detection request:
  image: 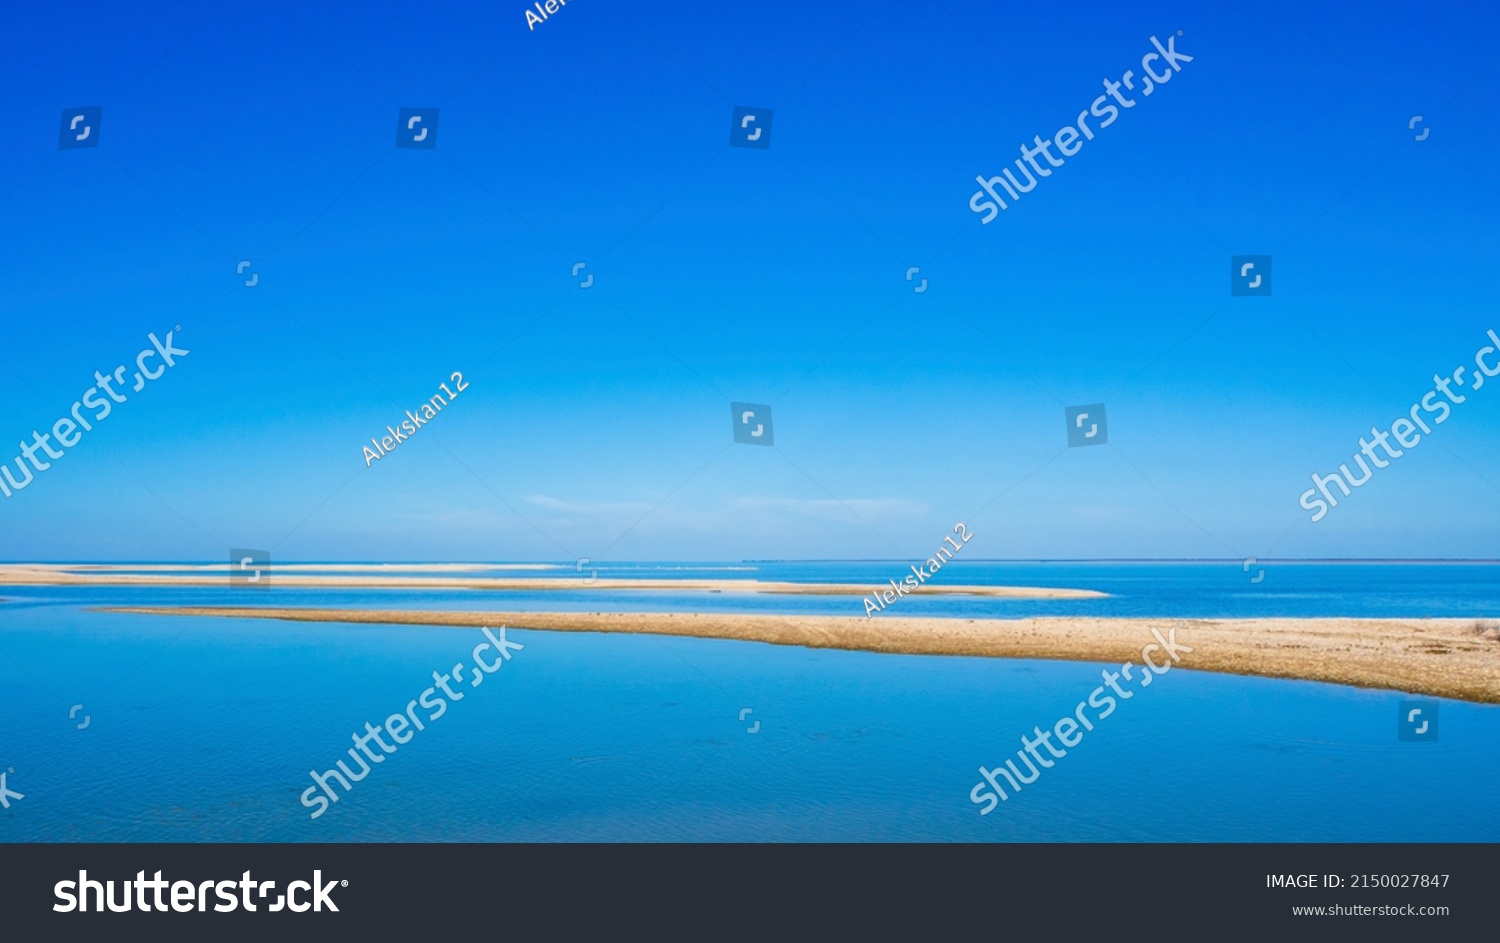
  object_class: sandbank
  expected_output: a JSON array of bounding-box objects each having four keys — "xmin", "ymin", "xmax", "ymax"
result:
[
  {"xmin": 98, "ymin": 607, "xmax": 1500, "ymax": 704},
  {"xmin": 0, "ymin": 564, "xmax": 1102, "ymax": 599}
]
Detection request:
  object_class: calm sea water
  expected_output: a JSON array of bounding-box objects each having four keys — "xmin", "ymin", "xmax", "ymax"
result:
[{"xmin": 1, "ymin": 562, "xmax": 1497, "ymax": 842}]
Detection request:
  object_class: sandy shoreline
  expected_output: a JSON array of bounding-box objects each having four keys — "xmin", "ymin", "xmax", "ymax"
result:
[
  {"xmin": 0, "ymin": 564, "xmax": 1102, "ymax": 599},
  {"xmin": 99, "ymin": 606, "xmax": 1500, "ymax": 704}
]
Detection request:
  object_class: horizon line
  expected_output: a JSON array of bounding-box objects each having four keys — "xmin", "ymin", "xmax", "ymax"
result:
[{"xmin": 5, "ymin": 558, "xmax": 1500, "ymax": 565}]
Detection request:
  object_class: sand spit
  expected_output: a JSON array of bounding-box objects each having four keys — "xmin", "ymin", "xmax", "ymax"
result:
[
  {"xmin": 0, "ymin": 565, "xmax": 1102, "ymax": 599},
  {"xmin": 98, "ymin": 607, "xmax": 1500, "ymax": 704}
]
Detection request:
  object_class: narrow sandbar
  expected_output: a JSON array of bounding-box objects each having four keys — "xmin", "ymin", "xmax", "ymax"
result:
[
  {"xmin": 99, "ymin": 607, "xmax": 1500, "ymax": 704},
  {"xmin": 0, "ymin": 564, "xmax": 1102, "ymax": 599}
]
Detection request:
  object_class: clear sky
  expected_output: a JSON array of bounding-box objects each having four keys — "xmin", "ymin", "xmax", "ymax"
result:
[{"xmin": 2, "ymin": 0, "xmax": 1498, "ymax": 562}]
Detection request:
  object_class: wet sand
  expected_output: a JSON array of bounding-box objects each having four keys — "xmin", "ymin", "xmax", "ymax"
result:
[{"xmin": 99, "ymin": 606, "xmax": 1500, "ymax": 704}]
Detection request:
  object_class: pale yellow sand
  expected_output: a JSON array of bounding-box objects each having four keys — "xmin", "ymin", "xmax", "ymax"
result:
[
  {"xmin": 99, "ymin": 607, "xmax": 1500, "ymax": 704},
  {"xmin": 68, "ymin": 562, "xmax": 562, "ymax": 572},
  {"xmin": 0, "ymin": 564, "xmax": 1102, "ymax": 599}
]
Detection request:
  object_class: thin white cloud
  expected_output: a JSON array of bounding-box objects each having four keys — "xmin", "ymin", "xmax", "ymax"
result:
[
  {"xmin": 525, "ymin": 494, "xmax": 656, "ymax": 516},
  {"xmin": 730, "ymin": 496, "xmax": 930, "ymax": 522}
]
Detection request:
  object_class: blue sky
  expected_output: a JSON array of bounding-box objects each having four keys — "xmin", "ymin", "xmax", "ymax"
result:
[{"xmin": 1, "ymin": 0, "xmax": 1498, "ymax": 562}]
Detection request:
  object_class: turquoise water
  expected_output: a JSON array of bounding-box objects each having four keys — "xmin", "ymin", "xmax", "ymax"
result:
[{"xmin": 1, "ymin": 562, "xmax": 1497, "ymax": 841}]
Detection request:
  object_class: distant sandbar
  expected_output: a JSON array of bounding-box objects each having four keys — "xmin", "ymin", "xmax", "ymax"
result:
[{"xmin": 0, "ymin": 564, "xmax": 1102, "ymax": 599}]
